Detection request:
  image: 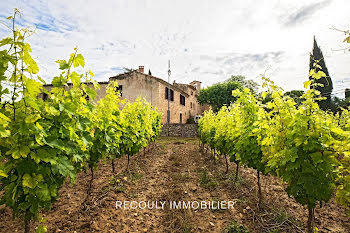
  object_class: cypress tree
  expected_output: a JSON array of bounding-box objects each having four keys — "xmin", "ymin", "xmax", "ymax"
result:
[
  {"xmin": 345, "ymin": 88, "xmax": 350, "ymax": 99},
  {"xmin": 309, "ymin": 36, "xmax": 333, "ymax": 110},
  {"xmin": 148, "ymin": 69, "xmax": 152, "ymax": 75}
]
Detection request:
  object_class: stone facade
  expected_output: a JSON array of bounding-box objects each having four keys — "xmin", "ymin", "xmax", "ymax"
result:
[
  {"xmin": 41, "ymin": 67, "xmax": 206, "ymax": 124},
  {"xmin": 109, "ymin": 68, "xmax": 205, "ymax": 124},
  {"xmin": 160, "ymin": 124, "xmax": 198, "ymax": 137}
]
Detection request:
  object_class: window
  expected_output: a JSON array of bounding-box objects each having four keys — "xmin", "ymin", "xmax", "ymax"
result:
[
  {"xmin": 180, "ymin": 113, "xmax": 183, "ymax": 124},
  {"xmin": 43, "ymin": 93, "xmax": 48, "ymax": 101},
  {"xmin": 180, "ymin": 94, "xmax": 185, "ymax": 106},
  {"xmin": 191, "ymin": 91, "xmax": 193, "ymax": 95},
  {"xmin": 170, "ymin": 90, "xmax": 174, "ymax": 101},
  {"xmin": 190, "ymin": 102, "xmax": 192, "ymax": 108},
  {"xmin": 116, "ymin": 85, "xmax": 123, "ymax": 97},
  {"xmin": 165, "ymin": 87, "xmax": 174, "ymax": 101}
]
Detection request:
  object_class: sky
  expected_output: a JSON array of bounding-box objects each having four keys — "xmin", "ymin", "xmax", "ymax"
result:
[{"xmin": 1, "ymin": 0, "xmax": 350, "ymax": 96}]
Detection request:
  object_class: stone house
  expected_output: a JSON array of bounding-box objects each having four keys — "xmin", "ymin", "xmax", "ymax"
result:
[
  {"xmin": 109, "ymin": 66, "xmax": 204, "ymax": 124},
  {"xmin": 41, "ymin": 66, "xmax": 205, "ymax": 124}
]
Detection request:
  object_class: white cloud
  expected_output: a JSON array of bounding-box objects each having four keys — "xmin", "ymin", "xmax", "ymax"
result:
[{"xmin": 1, "ymin": 0, "xmax": 350, "ymax": 96}]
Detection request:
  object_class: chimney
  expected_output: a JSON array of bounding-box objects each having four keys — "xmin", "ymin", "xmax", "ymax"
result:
[
  {"xmin": 138, "ymin": 66, "xmax": 144, "ymax": 73},
  {"xmin": 190, "ymin": 81, "xmax": 201, "ymax": 90}
]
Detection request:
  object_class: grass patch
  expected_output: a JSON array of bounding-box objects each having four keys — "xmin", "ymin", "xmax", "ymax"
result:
[
  {"xmin": 223, "ymin": 220, "xmax": 250, "ymax": 233},
  {"xmin": 274, "ymin": 209, "xmax": 290, "ymax": 224},
  {"xmin": 109, "ymin": 176, "xmax": 125, "ymax": 193},
  {"xmin": 223, "ymin": 171, "xmax": 245, "ymax": 189},
  {"xmin": 199, "ymin": 169, "xmax": 217, "ymax": 190},
  {"xmin": 130, "ymin": 172, "xmax": 143, "ymax": 184},
  {"xmin": 270, "ymin": 208, "xmax": 298, "ymax": 226},
  {"xmin": 109, "ymin": 171, "xmax": 143, "ymax": 192}
]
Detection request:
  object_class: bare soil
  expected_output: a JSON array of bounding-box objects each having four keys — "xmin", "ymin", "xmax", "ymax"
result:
[{"xmin": 0, "ymin": 137, "xmax": 349, "ymax": 233}]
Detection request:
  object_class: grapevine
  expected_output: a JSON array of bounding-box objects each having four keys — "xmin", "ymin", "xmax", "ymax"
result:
[
  {"xmin": 0, "ymin": 11, "xmax": 162, "ymax": 233},
  {"xmin": 198, "ymin": 64, "xmax": 350, "ymax": 232}
]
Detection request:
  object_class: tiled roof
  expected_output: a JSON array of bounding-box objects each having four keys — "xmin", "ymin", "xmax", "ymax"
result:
[{"xmin": 110, "ymin": 71, "xmax": 190, "ymax": 97}]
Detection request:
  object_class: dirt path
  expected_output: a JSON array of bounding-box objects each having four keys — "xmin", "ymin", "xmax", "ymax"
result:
[{"xmin": 0, "ymin": 137, "xmax": 349, "ymax": 233}]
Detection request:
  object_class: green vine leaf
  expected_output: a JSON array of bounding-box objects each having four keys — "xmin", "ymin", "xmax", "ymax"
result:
[
  {"xmin": 56, "ymin": 60, "xmax": 68, "ymax": 70},
  {"xmin": 73, "ymin": 54, "xmax": 85, "ymax": 68}
]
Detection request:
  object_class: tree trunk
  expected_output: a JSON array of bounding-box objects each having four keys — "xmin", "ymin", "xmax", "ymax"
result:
[
  {"xmin": 127, "ymin": 154, "xmax": 130, "ymax": 171},
  {"xmin": 24, "ymin": 213, "xmax": 30, "ymax": 233},
  {"xmin": 111, "ymin": 159, "xmax": 115, "ymax": 174},
  {"xmin": 88, "ymin": 166, "xmax": 94, "ymax": 194},
  {"xmin": 257, "ymin": 170, "xmax": 262, "ymax": 209},
  {"xmin": 225, "ymin": 154, "xmax": 229, "ymax": 174},
  {"xmin": 234, "ymin": 163, "xmax": 239, "ymax": 185},
  {"xmin": 307, "ymin": 207, "xmax": 315, "ymax": 233},
  {"xmin": 144, "ymin": 147, "xmax": 145, "ymax": 156},
  {"xmin": 212, "ymin": 149, "xmax": 216, "ymax": 163}
]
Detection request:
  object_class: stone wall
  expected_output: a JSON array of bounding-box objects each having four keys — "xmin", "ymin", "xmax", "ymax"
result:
[
  {"xmin": 110, "ymin": 72, "xmax": 160, "ymax": 107},
  {"xmin": 160, "ymin": 124, "xmax": 198, "ymax": 137}
]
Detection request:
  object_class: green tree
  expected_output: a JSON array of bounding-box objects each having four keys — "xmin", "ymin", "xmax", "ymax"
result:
[
  {"xmin": 332, "ymin": 96, "xmax": 350, "ymax": 111},
  {"xmin": 309, "ymin": 37, "xmax": 333, "ymax": 110},
  {"xmin": 148, "ymin": 69, "xmax": 152, "ymax": 75},
  {"xmin": 197, "ymin": 81, "xmax": 242, "ymax": 112},
  {"xmin": 225, "ymin": 75, "xmax": 259, "ymax": 94},
  {"xmin": 284, "ymin": 90, "xmax": 305, "ymax": 106}
]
